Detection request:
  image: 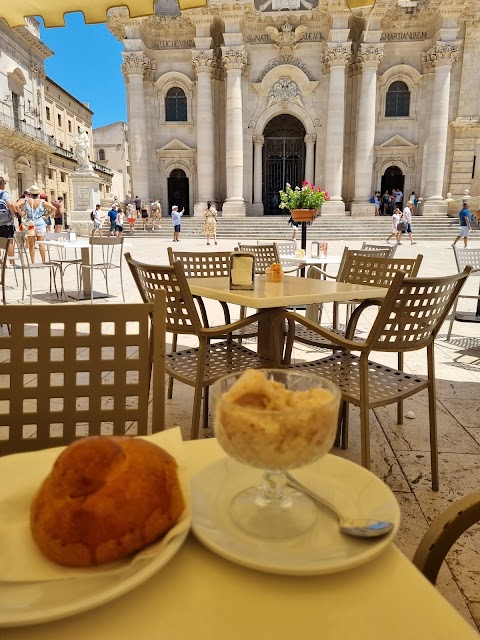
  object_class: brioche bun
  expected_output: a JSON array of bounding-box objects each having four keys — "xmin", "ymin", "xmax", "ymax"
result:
[{"xmin": 31, "ymin": 436, "xmax": 184, "ymax": 567}]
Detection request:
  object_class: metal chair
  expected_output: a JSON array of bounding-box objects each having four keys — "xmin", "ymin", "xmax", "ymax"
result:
[
  {"xmin": 237, "ymin": 242, "xmax": 279, "ymax": 274},
  {"xmin": 0, "ymin": 237, "xmax": 12, "ymax": 306},
  {"xmin": 275, "ymin": 267, "xmax": 472, "ymax": 490},
  {"xmin": 125, "ymin": 253, "xmax": 271, "ymax": 440},
  {"xmin": 0, "ymin": 292, "xmax": 166, "ymax": 456},
  {"xmin": 14, "ymin": 232, "xmax": 32, "ymax": 304},
  {"xmin": 361, "ymin": 242, "xmax": 397, "ymax": 256},
  {"xmin": 81, "ymin": 236, "xmax": 125, "ymax": 303},
  {"xmin": 446, "ymin": 247, "xmax": 480, "ymax": 340},
  {"xmin": 43, "ymin": 232, "xmax": 81, "ymax": 301},
  {"xmin": 413, "ymin": 491, "xmax": 480, "ymax": 585},
  {"xmin": 297, "ymin": 251, "xmax": 422, "ymax": 347}
]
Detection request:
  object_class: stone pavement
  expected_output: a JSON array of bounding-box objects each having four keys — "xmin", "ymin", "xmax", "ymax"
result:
[{"xmin": 4, "ymin": 234, "xmax": 480, "ymax": 629}]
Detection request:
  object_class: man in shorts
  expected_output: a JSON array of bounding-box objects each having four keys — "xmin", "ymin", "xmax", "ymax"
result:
[
  {"xmin": 0, "ymin": 176, "xmax": 17, "ymax": 267},
  {"xmin": 151, "ymin": 199, "xmax": 161, "ymax": 231},
  {"xmin": 171, "ymin": 205, "xmax": 184, "ymax": 242},
  {"xmin": 134, "ymin": 195, "xmax": 142, "ymax": 218},
  {"xmin": 452, "ymin": 202, "xmax": 472, "ymax": 248},
  {"xmin": 91, "ymin": 204, "xmax": 103, "ymax": 237},
  {"xmin": 141, "ymin": 202, "xmax": 149, "ymax": 230}
]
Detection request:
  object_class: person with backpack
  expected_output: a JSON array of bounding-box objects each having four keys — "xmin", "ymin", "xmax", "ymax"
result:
[
  {"xmin": 396, "ymin": 200, "xmax": 416, "ymax": 246},
  {"xmin": 150, "ymin": 199, "xmax": 161, "ymax": 231},
  {"xmin": 91, "ymin": 204, "xmax": 103, "ymax": 237},
  {"xmin": 107, "ymin": 207, "xmax": 117, "ymax": 236},
  {"xmin": 0, "ymin": 176, "xmax": 18, "ymax": 267}
]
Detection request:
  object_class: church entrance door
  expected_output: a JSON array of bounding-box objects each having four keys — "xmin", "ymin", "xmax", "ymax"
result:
[
  {"xmin": 263, "ymin": 114, "xmax": 306, "ymax": 215},
  {"xmin": 168, "ymin": 168, "xmax": 189, "ymax": 216},
  {"xmin": 381, "ymin": 166, "xmax": 404, "ymax": 204}
]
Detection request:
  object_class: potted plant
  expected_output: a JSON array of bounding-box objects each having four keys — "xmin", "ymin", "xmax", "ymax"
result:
[{"xmin": 279, "ymin": 181, "xmax": 330, "ymax": 222}]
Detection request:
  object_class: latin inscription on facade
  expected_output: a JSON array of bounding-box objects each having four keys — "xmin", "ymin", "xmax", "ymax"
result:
[
  {"xmin": 381, "ymin": 32, "xmax": 427, "ymax": 42},
  {"xmin": 151, "ymin": 40, "xmax": 195, "ymax": 49},
  {"xmin": 76, "ymin": 186, "xmax": 91, "ymax": 208},
  {"xmin": 246, "ymin": 32, "xmax": 323, "ymax": 44}
]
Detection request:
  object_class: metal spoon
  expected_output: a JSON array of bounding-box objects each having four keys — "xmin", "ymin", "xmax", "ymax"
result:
[{"xmin": 285, "ymin": 472, "xmax": 395, "ymax": 539}]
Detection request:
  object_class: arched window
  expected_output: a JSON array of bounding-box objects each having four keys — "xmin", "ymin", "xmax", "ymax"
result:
[
  {"xmin": 98, "ymin": 149, "xmax": 106, "ymax": 161},
  {"xmin": 165, "ymin": 87, "xmax": 187, "ymax": 122},
  {"xmin": 385, "ymin": 81, "xmax": 410, "ymax": 117}
]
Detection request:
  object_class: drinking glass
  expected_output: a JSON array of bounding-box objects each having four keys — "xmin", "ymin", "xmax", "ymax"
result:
[{"xmin": 211, "ymin": 370, "xmax": 341, "ymax": 538}]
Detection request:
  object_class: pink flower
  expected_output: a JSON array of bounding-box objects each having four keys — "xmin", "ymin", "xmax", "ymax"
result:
[{"xmin": 302, "ymin": 180, "xmax": 308, "ymax": 186}]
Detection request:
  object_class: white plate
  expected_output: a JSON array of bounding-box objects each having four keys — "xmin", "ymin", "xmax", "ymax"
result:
[
  {"xmin": 0, "ymin": 528, "xmax": 189, "ymax": 627},
  {"xmin": 0, "ymin": 430, "xmax": 191, "ymax": 628},
  {"xmin": 191, "ymin": 455, "xmax": 400, "ymax": 576}
]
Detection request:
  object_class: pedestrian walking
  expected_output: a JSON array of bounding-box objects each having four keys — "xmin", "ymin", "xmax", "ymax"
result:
[
  {"xmin": 171, "ymin": 205, "xmax": 184, "ymax": 242},
  {"xmin": 134, "ymin": 195, "xmax": 142, "ymax": 218},
  {"xmin": 395, "ymin": 188, "xmax": 403, "ymax": 210},
  {"xmin": 53, "ymin": 196, "xmax": 64, "ymax": 232},
  {"xmin": 397, "ymin": 200, "xmax": 416, "ymax": 245},
  {"xmin": 151, "ymin": 199, "xmax": 161, "ymax": 231},
  {"xmin": 386, "ymin": 207, "xmax": 401, "ymax": 243},
  {"xmin": 203, "ymin": 201, "xmax": 218, "ymax": 245},
  {"xmin": 410, "ymin": 191, "xmax": 418, "ymax": 215},
  {"xmin": 126, "ymin": 203, "xmax": 135, "ymax": 233},
  {"xmin": 107, "ymin": 207, "xmax": 117, "ymax": 236},
  {"xmin": 17, "ymin": 184, "xmax": 57, "ymax": 263},
  {"xmin": 91, "ymin": 203, "xmax": 103, "ymax": 237},
  {"xmin": 115, "ymin": 209, "xmax": 124, "ymax": 237},
  {"xmin": 141, "ymin": 202, "xmax": 149, "ymax": 230},
  {"xmin": 452, "ymin": 202, "xmax": 472, "ymax": 248},
  {"xmin": 0, "ymin": 176, "xmax": 18, "ymax": 267},
  {"xmin": 287, "ymin": 214, "xmax": 299, "ymax": 240},
  {"xmin": 381, "ymin": 190, "xmax": 390, "ymax": 216}
]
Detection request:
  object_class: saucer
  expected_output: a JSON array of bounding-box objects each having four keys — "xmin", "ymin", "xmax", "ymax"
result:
[{"xmin": 191, "ymin": 455, "xmax": 400, "ymax": 575}]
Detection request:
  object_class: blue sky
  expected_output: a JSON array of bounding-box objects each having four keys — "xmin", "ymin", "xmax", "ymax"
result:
[{"xmin": 39, "ymin": 13, "xmax": 126, "ymax": 128}]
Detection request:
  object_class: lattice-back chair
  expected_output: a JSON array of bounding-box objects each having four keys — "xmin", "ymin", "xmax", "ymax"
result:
[
  {"xmin": 298, "ymin": 252, "xmax": 423, "ymax": 350},
  {"xmin": 446, "ymin": 247, "xmax": 480, "ymax": 340},
  {"xmin": 0, "ymin": 293, "xmax": 166, "ymax": 456},
  {"xmin": 277, "ymin": 267, "xmax": 472, "ymax": 490},
  {"xmin": 361, "ymin": 242, "xmax": 397, "ymax": 257},
  {"xmin": 13, "ymin": 232, "xmax": 33, "ymax": 304},
  {"xmin": 237, "ymin": 243, "xmax": 279, "ymax": 275},
  {"xmin": 125, "ymin": 253, "xmax": 271, "ymax": 439}
]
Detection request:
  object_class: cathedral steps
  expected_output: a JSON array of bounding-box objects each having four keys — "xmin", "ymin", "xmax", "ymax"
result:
[{"xmin": 111, "ymin": 216, "xmax": 472, "ymax": 241}]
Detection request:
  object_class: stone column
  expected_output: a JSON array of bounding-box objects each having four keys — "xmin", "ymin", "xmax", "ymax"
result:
[
  {"xmin": 351, "ymin": 44, "xmax": 384, "ymax": 217},
  {"xmin": 252, "ymin": 135, "xmax": 264, "ymax": 216},
  {"xmin": 420, "ymin": 43, "xmax": 459, "ymax": 216},
  {"xmin": 222, "ymin": 47, "xmax": 247, "ymax": 216},
  {"xmin": 122, "ymin": 53, "xmax": 150, "ymax": 201},
  {"xmin": 322, "ymin": 43, "xmax": 351, "ymax": 217},
  {"xmin": 192, "ymin": 49, "xmax": 216, "ymax": 216},
  {"xmin": 304, "ymin": 135, "xmax": 316, "ymax": 186}
]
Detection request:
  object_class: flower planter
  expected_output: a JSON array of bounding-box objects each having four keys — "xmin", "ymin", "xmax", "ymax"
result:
[{"xmin": 291, "ymin": 209, "xmax": 318, "ymax": 223}]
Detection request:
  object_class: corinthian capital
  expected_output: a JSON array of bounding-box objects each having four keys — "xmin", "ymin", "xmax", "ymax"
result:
[
  {"xmin": 304, "ymin": 134, "xmax": 316, "ymax": 146},
  {"xmin": 422, "ymin": 43, "xmax": 459, "ymax": 70},
  {"xmin": 324, "ymin": 43, "xmax": 352, "ymax": 68},
  {"xmin": 357, "ymin": 43, "xmax": 384, "ymax": 69},
  {"xmin": 221, "ymin": 47, "xmax": 248, "ymax": 71},
  {"xmin": 121, "ymin": 53, "xmax": 150, "ymax": 78},
  {"xmin": 253, "ymin": 135, "xmax": 265, "ymax": 147},
  {"xmin": 192, "ymin": 49, "xmax": 216, "ymax": 75}
]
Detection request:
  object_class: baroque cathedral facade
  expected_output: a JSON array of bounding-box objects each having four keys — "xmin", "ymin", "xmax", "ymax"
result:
[{"xmin": 107, "ymin": 0, "xmax": 480, "ymax": 216}]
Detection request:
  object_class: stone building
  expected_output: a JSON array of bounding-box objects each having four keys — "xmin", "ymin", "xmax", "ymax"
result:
[
  {"xmin": 107, "ymin": 0, "xmax": 480, "ymax": 217},
  {"xmin": 93, "ymin": 121, "xmax": 131, "ymax": 200},
  {"xmin": 0, "ymin": 18, "xmax": 114, "ymax": 210}
]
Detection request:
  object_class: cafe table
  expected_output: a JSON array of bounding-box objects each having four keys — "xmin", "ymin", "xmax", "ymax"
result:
[
  {"xmin": 188, "ymin": 275, "xmax": 388, "ymax": 359},
  {"xmin": 5, "ymin": 438, "xmax": 477, "ymax": 640},
  {"xmin": 37, "ymin": 239, "xmax": 132, "ymax": 300}
]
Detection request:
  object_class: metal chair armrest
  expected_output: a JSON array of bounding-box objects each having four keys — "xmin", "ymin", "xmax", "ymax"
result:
[
  {"xmin": 413, "ymin": 491, "xmax": 480, "ymax": 585},
  {"xmin": 307, "ymin": 265, "xmax": 337, "ymax": 280},
  {"xmin": 200, "ymin": 309, "xmax": 271, "ymax": 338}
]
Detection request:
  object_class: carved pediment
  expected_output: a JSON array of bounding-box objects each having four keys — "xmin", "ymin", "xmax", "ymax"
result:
[
  {"xmin": 377, "ymin": 135, "xmax": 418, "ymax": 150},
  {"xmin": 158, "ymin": 138, "xmax": 193, "ymax": 152}
]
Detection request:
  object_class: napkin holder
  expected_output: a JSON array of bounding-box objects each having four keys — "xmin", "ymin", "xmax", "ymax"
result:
[
  {"xmin": 68, "ymin": 231, "xmax": 77, "ymax": 243},
  {"xmin": 229, "ymin": 252, "xmax": 255, "ymax": 290}
]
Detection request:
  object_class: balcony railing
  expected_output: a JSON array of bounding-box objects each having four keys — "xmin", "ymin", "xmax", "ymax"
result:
[
  {"xmin": 92, "ymin": 161, "xmax": 114, "ymax": 176},
  {"xmin": 0, "ymin": 111, "xmax": 56, "ymax": 148},
  {"xmin": 54, "ymin": 146, "xmax": 75, "ymax": 160}
]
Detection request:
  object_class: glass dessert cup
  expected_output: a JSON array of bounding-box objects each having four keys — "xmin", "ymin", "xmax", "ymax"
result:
[{"xmin": 211, "ymin": 369, "xmax": 341, "ymax": 539}]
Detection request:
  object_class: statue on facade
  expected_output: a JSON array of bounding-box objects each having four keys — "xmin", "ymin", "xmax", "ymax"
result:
[{"xmin": 74, "ymin": 127, "xmax": 93, "ymax": 171}]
